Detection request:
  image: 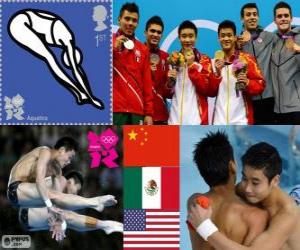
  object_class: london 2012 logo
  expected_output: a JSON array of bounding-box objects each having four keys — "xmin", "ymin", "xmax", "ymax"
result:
[
  {"xmin": 4, "ymin": 94, "xmax": 25, "ymax": 120},
  {"xmin": 87, "ymin": 128, "xmax": 119, "ymax": 169}
]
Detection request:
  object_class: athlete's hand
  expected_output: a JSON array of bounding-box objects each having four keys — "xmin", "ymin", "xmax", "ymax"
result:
[
  {"xmin": 293, "ymin": 42, "xmax": 300, "ymax": 53},
  {"xmin": 184, "ymin": 50, "xmax": 195, "ymax": 67},
  {"xmin": 48, "ymin": 206, "xmax": 63, "ymax": 221},
  {"xmin": 167, "ymin": 69, "xmax": 177, "ymax": 88},
  {"xmin": 47, "ymin": 206, "xmax": 64, "ymax": 237},
  {"xmin": 188, "ymin": 203, "xmax": 213, "ymax": 229},
  {"xmin": 144, "ymin": 115, "xmax": 153, "ymax": 125},
  {"xmin": 48, "ymin": 217, "xmax": 66, "ymax": 242},
  {"xmin": 237, "ymin": 31, "xmax": 251, "ymax": 49},
  {"xmin": 150, "ymin": 63, "xmax": 157, "ymax": 71},
  {"xmin": 167, "ymin": 69, "xmax": 177, "ymax": 79},
  {"xmin": 214, "ymin": 59, "xmax": 224, "ymax": 76},
  {"xmin": 237, "ymin": 72, "xmax": 248, "ymax": 85},
  {"xmin": 114, "ymin": 35, "xmax": 128, "ymax": 51},
  {"xmin": 50, "ymin": 222, "xmax": 66, "ymax": 242}
]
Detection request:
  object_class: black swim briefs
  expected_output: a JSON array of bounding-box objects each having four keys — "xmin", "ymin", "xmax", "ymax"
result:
[
  {"xmin": 7, "ymin": 181, "xmax": 22, "ymax": 207},
  {"xmin": 19, "ymin": 208, "xmax": 32, "ymax": 231}
]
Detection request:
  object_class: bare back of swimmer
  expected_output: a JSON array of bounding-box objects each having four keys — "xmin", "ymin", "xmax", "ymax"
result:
[
  {"xmin": 187, "ymin": 132, "xmax": 268, "ymax": 250},
  {"xmin": 7, "ymin": 138, "xmax": 77, "ymax": 208},
  {"xmin": 8, "ymin": 146, "xmax": 59, "ymax": 184}
]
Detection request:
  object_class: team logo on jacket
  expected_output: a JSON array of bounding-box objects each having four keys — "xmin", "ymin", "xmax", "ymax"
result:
[
  {"xmin": 257, "ymin": 37, "xmax": 263, "ymax": 43},
  {"xmin": 162, "ymin": 59, "xmax": 166, "ymax": 71},
  {"xmin": 135, "ymin": 50, "xmax": 141, "ymax": 63}
]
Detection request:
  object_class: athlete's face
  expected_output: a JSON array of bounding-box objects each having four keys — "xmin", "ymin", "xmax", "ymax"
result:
[
  {"xmin": 118, "ymin": 10, "xmax": 139, "ymax": 36},
  {"xmin": 241, "ymin": 165, "xmax": 279, "ymax": 204},
  {"xmin": 57, "ymin": 148, "xmax": 75, "ymax": 168},
  {"xmin": 242, "ymin": 8, "xmax": 259, "ymax": 31},
  {"xmin": 218, "ymin": 28, "xmax": 237, "ymax": 52},
  {"xmin": 145, "ymin": 24, "xmax": 163, "ymax": 48},
  {"xmin": 275, "ymin": 8, "xmax": 292, "ymax": 34},
  {"xmin": 66, "ymin": 178, "xmax": 81, "ymax": 195},
  {"xmin": 179, "ymin": 28, "xmax": 197, "ymax": 51}
]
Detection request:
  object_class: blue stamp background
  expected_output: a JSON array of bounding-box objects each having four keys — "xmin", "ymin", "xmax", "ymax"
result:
[{"xmin": 1, "ymin": 1, "xmax": 111, "ymax": 124}]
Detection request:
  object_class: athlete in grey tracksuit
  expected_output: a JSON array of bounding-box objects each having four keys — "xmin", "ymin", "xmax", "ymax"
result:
[
  {"xmin": 271, "ymin": 2, "xmax": 300, "ymax": 124},
  {"xmin": 239, "ymin": 3, "xmax": 276, "ymax": 124},
  {"xmin": 243, "ymin": 28, "xmax": 276, "ymax": 124}
]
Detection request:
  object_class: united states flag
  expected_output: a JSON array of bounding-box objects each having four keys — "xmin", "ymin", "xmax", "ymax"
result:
[{"xmin": 124, "ymin": 209, "xmax": 180, "ymax": 249}]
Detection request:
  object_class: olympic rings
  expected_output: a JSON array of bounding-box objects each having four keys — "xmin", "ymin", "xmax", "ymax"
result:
[{"xmin": 101, "ymin": 135, "xmax": 116, "ymax": 144}]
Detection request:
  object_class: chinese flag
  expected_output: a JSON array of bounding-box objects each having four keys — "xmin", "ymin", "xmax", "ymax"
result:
[{"xmin": 123, "ymin": 125, "xmax": 179, "ymax": 166}]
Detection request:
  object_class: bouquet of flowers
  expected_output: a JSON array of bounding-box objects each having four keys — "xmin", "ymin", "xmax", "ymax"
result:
[
  {"xmin": 232, "ymin": 56, "xmax": 248, "ymax": 97},
  {"xmin": 167, "ymin": 51, "xmax": 185, "ymax": 69},
  {"xmin": 167, "ymin": 51, "xmax": 185, "ymax": 86}
]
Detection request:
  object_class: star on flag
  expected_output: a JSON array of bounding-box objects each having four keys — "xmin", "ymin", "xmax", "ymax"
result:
[
  {"xmin": 123, "ymin": 126, "xmax": 179, "ymax": 166},
  {"xmin": 128, "ymin": 129, "xmax": 138, "ymax": 140}
]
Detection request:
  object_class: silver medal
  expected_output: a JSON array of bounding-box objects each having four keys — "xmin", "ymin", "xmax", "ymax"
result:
[{"xmin": 124, "ymin": 40, "xmax": 134, "ymax": 50}]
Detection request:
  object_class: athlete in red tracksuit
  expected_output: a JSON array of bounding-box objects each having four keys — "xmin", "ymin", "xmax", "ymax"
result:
[
  {"xmin": 210, "ymin": 51, "xmax": 265, "ymax": 125},
  {"xmin": 144, "ymin": 16, "xmax": 173, "ymax": 124},
  {"xmin": 210, "ymin": 20, "xmax": 265, "ymax": 125},
  {"xmin": 168, "ymin": 48, "xmax": 222, "ymax": 125},
  {"xmin": 149, "ymin": 48, "xmax": 173, "ymax": 124},
  {"xmin": 113, "ymin": 3, "xmax": 153, "ymax": 125},
  {"xmin": 167, "ymin": 20, "xmax": 222, "ymax": 125},
  {"xmin": 187, "ymin": 51, "xmax": 222, "ymax": 125}
]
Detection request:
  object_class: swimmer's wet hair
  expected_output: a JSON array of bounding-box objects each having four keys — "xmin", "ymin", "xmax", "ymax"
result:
[
  {"xmin": 193, "ymin": 131, "xmax": 234, "ymax": 187},
  {"xmin": 64, "ymin": 170, "xmax": 84, "ymax": 186},
  {"xmin": 54, "ymin": 137, "xmax": 78, "ymax": 152},
  {"xmin": 242, "ymin": 142, "xmax": 282, "ymax": 182}
]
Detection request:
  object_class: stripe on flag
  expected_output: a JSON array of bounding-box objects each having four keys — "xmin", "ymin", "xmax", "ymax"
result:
[{"xmin": 124, "ymin": 209, "xmax": 180, "ymax": 249}]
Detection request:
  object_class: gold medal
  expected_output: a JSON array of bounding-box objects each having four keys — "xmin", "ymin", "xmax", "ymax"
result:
[
  {"xmin": 184, "ymin": 48, "xmax": 193, "ymax": 57},
  {"xmin": 214, "ymin": 50, "xmax": 225, "ymax": 60},
  {"xmin": 285, "ymin": 38, "xmax": 294, "ymax": 50}
]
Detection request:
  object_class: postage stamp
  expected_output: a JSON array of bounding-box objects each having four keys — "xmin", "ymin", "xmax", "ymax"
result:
[{"xmin": 1, "ymin": 0, "xmax": 112, "ymax": 124}]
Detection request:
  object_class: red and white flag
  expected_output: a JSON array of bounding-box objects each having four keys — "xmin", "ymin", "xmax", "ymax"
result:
[{"xmin": 124, "ymin": 209, "xmax": 180, "ymax": 249}]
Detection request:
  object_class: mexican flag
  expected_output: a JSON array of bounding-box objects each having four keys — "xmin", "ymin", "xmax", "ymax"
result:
[{"xmin": 124, "ymin": 167, "xmax": 179, "ymax": 210}]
